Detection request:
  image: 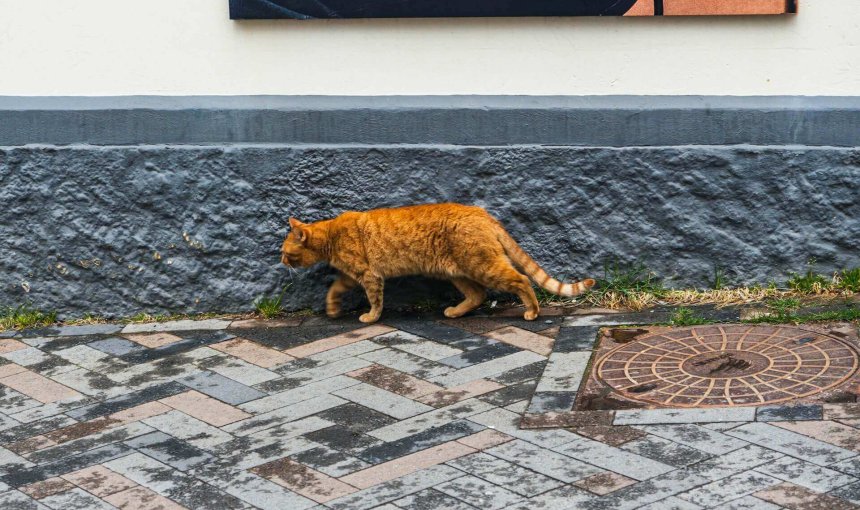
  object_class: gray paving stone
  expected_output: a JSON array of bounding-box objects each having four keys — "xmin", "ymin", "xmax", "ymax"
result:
[
  {"xmin": 638, "ymin": 496, "xmax": 704, "ymax": 510},
  {"xmin": 0, "ymin": 490, "xmax": 48, "ymax": 510},
  {"xmin": 830, "ymin": 480, "xmax": 860, "ymax": 506},
  {"xmin": 359, "ymin": 348, "xmax": 452, "ymax": 380},
  {"xmin": 179, "ymin": 370, "xmax": 266, "ymax": 405},
  {"xmin": 586, "ymin": 467, "xmax": 710, "ymax": 510},
  {"xmin": 290, "ymin": 444, "xmax": 370, "ymax": 477},
  {"xmin": 307, "ymin": 340, "xmax": 384, "ymax": 363},
  {"xmin": 701, "ymin": 422, "xmax": 746, "ymax": 432},
  {"xmin": 534, "ymin": 352, "xmax": 591, "ymax": 392},
  {"xmin": 326, "ymin": 464, "xmax": 464, "ymax": 510},
  {"xmin": 240, "ymin": 375, "xmax": 360, "ymax": 414},
  {"xmin": 39, "ymin": 487, "xmax": 115, "ymax": 510},
  {"xmin": 526, "ymin": 391, "xmax": 577, "ymax": 413},
  {"xmin": 223, "ymin": 393, "xmax": 346, "ymax": 436},
  {"xmin": 486, "ymin": 439, "xmax": 602, "ymax": 483},
  {"xmin": 50, "ymin": 367, "xmax": 124, "ymax": 398},
  {"xmin": 26, "ymin": 421, "xmax": 155, "ymax": 464},
  {"xmin": 467, "ymin": 407, "xmax": 579, "ymax": 448},
  {"xmin": 437, "ymin": 343, "xmax": 521, "ymax": 369},
  {"xmin": 198, "ymin": 355, "xmax": 280, "ymax": 387},
  {"xmin": 1, "ymin": 347, "xmax": 51, "ymax": 366},
  {"xmin": 121, "ymin": 319, "xmax": 231, "ymax": 334},
  {"xmin": 615, "ymin": 408, "xmax": 757, "ymax": 425},
  {"xmin": 394, "ymin": 488, "xmax": 476, "ymax": 510},
  {"xmin": 435, "ymin": 474, "xmax": 525, "ymax": 510},
  {"xmin": 755, "ymin": 404, "xmax": 823, "ymax": 422},
  {"xmin": 831, "ymin": 457, "xmax": 860, "ymax": 478},
  {"xmin": 676, "ymin": 469, "xmax": 781, "ymax": 508},
  {"xmin": 0, "ymin": 388, "xmax": 42, "ymax": 417},
  {"xmin": 553, "ymin": 326, "xmax": 602, "ymax": 352},
  {"xmin": 125, "ymin": 431, "xmax": 214, "ymax": 471},
  {"xmin": 636, "ymin": 424, "xmax": 748, "ymax": 455},
  {"xmin": 142, "ymin": 410, "xmax": 234, "ymax": 449},
  {"xmin": 333, "ymin": 382, "xmax": 435, "ymax": 420},
  {"xmin": 556, "ymin": 435, "xmax": 676, "ymax": 481},
  {"xmin": 725, "ymin": 422, "xmax": 858, "ymax": 466},
  {"xmin": 367, "ymin": 398, "xmax": 495, "ymax": 442},
  {"xmin": 686, "ymin": 444, "xmax": 784, "ymax": 481},
  {"xmin": 358, "ymin": 420, "xmax": 484, "ymax": 464},
  {"xmin": 621, "ymin": 435, "xmax": 713, "ymax": 467},
  {"xmin": 754, "ymin": 455, "xmax": 859, "ymax": 492},
  {"xmin": 508, "ymin": 485, "xmax": 595, "ymax": 510},
  {"xmin": 447, "ymin": 452, "xmax": 563, "ymax": 496},
  {"xmin": 430, "ymin": 351, "xmax": 546, "ymax": 387},
  {"xmin": 709, "ymin": 495, "xmax": 781, "ymax": 510},
  {"xmin": 204, "ymin": 470, "xmax": 317, "ymax": 510},
  {"xmin": 87, "ymin": 337, "xmax": 147, "ymax": 357},
  {"xmin": 53, "ymin": 324, "xmax": 124, "ymax": 336},
  {"xmin": 373, "ymin": 331, "xmax": 462, "ymax": 361},
  {"xmin": 280, "ymin": 356, "xmax": 374, "ymax": 385},
  {"xmin": 52, "ymin": 345, "xmax": 125, "ymax": 373}
]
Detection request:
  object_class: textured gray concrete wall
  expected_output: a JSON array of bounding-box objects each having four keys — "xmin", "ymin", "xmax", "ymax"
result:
[{"xmin": 1, "ymin": 144, "xmax": 858, "ymax": 317}]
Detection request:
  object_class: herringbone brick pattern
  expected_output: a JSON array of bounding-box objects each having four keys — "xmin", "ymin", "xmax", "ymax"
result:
[{"xmin": 0, "ymin": 311, "xmax": 858, "ymax": 509}]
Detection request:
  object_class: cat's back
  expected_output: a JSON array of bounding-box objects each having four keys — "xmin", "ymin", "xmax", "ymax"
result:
[{"xmin": 363, "ymin": 203, "xmax": 491, "ymax": 227}]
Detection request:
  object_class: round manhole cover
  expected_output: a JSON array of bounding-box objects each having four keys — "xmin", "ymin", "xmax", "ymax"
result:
[{"xmin": 596, "ymin": 325, "xmax": 859, "ymax": 407}]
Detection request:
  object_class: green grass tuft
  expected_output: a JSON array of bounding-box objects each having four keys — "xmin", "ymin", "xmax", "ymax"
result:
[
  {"xmin": 712, "ymin": 265, "xmax": 726, "ymax": 291},
  {"xmin": 836, "ymin": 268, "xmax": 860, "ymax": 293},
  {"xmin": 255, "ymin": 285, "xmax": 290, "ymax": 319},
  {"xmin": 0, "ymin": 304, "xmax": 57, "ymax": 331},
  {"xmin": 669, "ymin": 307, "xmax": 714, "ymax": 326},
  {"xmin": 786, "ymin": 260, "xmax": 830, "ymax": 294}
]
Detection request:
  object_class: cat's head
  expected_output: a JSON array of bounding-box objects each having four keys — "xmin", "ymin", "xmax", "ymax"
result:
[{"xmin": 281, "ymin": 218, "xmax": 325, "ymax": 268}]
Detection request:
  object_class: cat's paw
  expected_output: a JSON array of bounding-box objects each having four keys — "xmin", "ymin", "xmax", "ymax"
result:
[
  {"xmin": 326, "ymin": 308, "xmax": 342, "ymax": 319},
  {"xmin": 359, "ymin": 313, "xmax": 380, "ymax": 324},
  {"xmin": 523, "ymin": 310, "xmax": 539, "ymax": 321},
  {"xmin": 443, "ymin": 307, "xmax": 463, "ymax": 319}
]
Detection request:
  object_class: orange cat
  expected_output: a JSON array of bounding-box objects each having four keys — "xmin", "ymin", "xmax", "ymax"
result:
[{"xmin": 281, "ymin": 203, "xmax": 595, "ymax": 323}]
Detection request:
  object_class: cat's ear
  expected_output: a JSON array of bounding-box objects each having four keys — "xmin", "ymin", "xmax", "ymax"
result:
[{"xmin": 289, "ymin": 217, "xmax": 308, "ymax": 244}]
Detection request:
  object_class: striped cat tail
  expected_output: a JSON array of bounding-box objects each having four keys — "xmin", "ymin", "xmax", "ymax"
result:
[{"xmin": 497, "ymin": 228, "xmax": 595, "ymax": 297}]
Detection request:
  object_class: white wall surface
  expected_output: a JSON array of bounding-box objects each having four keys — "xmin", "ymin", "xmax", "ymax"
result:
[{"xmin": 0, "ymin": 0, "xmax": 857, "ymax": 96}]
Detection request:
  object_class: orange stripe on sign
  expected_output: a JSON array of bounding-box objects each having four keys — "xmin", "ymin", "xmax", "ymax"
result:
[{"xmin": 663, "ymin": 0, "xmax": 793, "ymax": 15}]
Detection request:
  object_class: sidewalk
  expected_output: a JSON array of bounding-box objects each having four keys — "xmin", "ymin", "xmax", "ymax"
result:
[{"xmin": 0, "ymin": 309, "xmax": 858, "ymax": 509}]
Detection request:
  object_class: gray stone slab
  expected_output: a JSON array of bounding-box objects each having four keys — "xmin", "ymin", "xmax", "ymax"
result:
[
  {"xmin": 686, "ymin": 445, "xmax": 785, "ymax": 481},
  {"xmin": 366, "ymin": 399, "xmax": 495, "ymax": 442},
  {"xmin": 39, "ymin": 487, "xmax": 115, "ymax": 510},
  {"xmin": 755, "ymin": 404, "xmax": 823, "ymax": 422},
  {"xmin": 121, "ymin": 319, "xmax": 231, "ymax": 334},
  {"xmin": 333, "ymin": 383, "xmax": 434, "ymax": 420},
  {"xmin": 447, "ymin": 452, "xmax": 563, "ymax": 496},
  {"xmin": 431, "ymin": 351, "xmax": 547, "ymax": 387},
  {"xmin": 394, "ymin": 488, "xmax": 476, "ymax": 510},
  {"xmin": 0, "ymin": 491, "xmax": 48, "ymax": 510},
  {"xmin": 434, "ymin": 474, "xmax": 525, "ymax": 510},
  {"xmin": 638, "ymin": 496, "xmax": 704, "ymax": 510},
  {"xmin": 676, "ymin": 470, "xmax": 781, "ymax": 508},
  {"xmin": 710, "ymin": 495, "xmax": 781, "ymax": 510},
  {"xmin": 725, "ymin": 422, "xmax": 858, "ymax": 466},
  {"xmin": 588, "ymin": 468, "xmax": 710, "ymax": 510},
  {"xmin": 615, "ymin": 408, "xmax": 756, "ymax": 425},
  {"xmin": 223, "ymin": 394, "xmax": 346, "ymax": 437},
  {"xmin": 636, "ymin": 424, "xmax": 749, "ymax": 455},
  {"xmin": 486, "ymin": 439, "xmax": 602, "ymax": 483},
  {"xmin": 621, "ymin": 435, "xmax": 713, "ymax": 468},
  {"xmin": 468, "ymin": 407, "xmax": 579, "ymax": 449},
  {"xmin": 178, "ymin": 370, "xmax": 266, "ymax": 405},
  {"xmin": 556, "ymin": 436, "xmax": 676, "ymax": 481},
  {"xmin": 755, "ymin": 455, "xmax": 859, "ymax": 493}
]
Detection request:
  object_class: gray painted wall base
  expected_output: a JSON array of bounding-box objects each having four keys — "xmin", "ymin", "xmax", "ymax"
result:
[{"xmin": 2, "ymin": 144, "xmax": 858, "ymax": 317}]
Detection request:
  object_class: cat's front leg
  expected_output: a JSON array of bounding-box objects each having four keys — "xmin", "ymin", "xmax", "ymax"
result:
[
  {"xmin": 358, "ymin": 273, "xmax": 384, "ymax": 323},
  {"xmin": 326, "ymin": 274, "xmax": 357, "ymax": 318}
]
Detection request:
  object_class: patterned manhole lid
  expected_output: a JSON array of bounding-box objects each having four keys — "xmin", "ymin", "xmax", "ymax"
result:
[{"xmin": 596, "ymin": 325, "xmax": 860, "ymax": 407}]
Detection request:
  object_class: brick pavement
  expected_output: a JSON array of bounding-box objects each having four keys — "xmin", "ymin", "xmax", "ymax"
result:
[{"xmin": 0, "ymin": 310, "xmax": 857, "ymax": 509}]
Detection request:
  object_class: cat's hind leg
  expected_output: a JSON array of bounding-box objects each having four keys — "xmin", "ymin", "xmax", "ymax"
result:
[
  {"xmin": 326, "ymin": 274, "xmax": 358, "ymax": 318},
  {"xmin": 445, "ymin": 278, "xmax": 487, "ymax": 318},
  {"xmin": 358, "ymin": 273, "xmax": 385, "ymax": 324},
  {"xmin": 474, "ymin": 259, "xmax": 540, "ymax": 321}
]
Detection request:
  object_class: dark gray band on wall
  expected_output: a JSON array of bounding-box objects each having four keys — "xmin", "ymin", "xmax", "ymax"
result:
[{"xmin": 2, "ymin": 96, "xmax": 860, "ymax": 147}]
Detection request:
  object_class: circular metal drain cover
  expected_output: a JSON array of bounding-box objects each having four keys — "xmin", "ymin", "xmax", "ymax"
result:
[{"xmin": 596, "ymin": 325, "xmax": 859, "ymax": 407}]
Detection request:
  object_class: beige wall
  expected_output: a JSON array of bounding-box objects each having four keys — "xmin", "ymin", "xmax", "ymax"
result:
[{"xmin": 0, "ymin": 0, "xmax": 857, "ymax": 96}]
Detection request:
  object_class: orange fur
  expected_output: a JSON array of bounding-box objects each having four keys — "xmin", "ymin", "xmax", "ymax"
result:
[{"xmin": 281, "ymin": 203, "xmax": 595, "ymax": 323}]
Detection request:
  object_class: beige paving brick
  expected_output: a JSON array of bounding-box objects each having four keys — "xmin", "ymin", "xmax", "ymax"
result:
[
  {"xmin": 755, "ymin": 482, "xmax": 857, "ymax": 510},
  {"xmin": 574, "ymin": 472, "xmax": 637, "ymax": 495},
  {"xmin": 339, "ymin": 441, "xmax": 475, "ymax": 489},
  {"xmin": 0, "ymin": 369, "xmax": 81, "ymax": 403},
  {"xmin": 44, "ymin": 416, "xmax": 121, "ymax": 444},
  {"xmin": 159, "ymin": 390, "xmax": 250, "ymax": 426},
  {"xmin": 211, "ymin": 338, "xmax": 294, "ymax": 368},
  {"xmin": 251, "ymin": 457, "xmax": 358, "ymax": 503},
  {"xmin": 20, "ymin": 477, "xmax": 76, "ymax": 499},
  {"xmin": 824, "ymin": 403, "xmax": 860, "ymax": 421},
  {"xmin": 109, "ymin": 401, "xmax": 172, "ymax": 423},
  {"xmin": 62, "ymin": 465, "xmax": 138, "ymax": 497},
  {"xmin": 0, "ymin": 338, "xmax": 28, "ymax": 354},
  {"xmin": 0, "ymin": 363, "xmax": 27, "ymax": 378},
  {"xmin": 347, "ymin": 364, "xmax": 444, "ymax": 399},
  {"xmin": 773, "ymin": 420, "xmax": 860, "ymax": 452},
  {"xmin": 285, "ymin": 325, "xmax": 394, "ymax": 358},
  {"xmin": 456, "ymin": 429, "xmax": 514, "ymax": 450},
  {"xmin": 417, "ymin": 379, "xmax": 504, "ymax": 407},
  {"xmin": 484, "ymin": 326, "xmax": 555, "ymax": 356},
  {"xmin": 104, "ymin": 485, "xmax": 188, "ymax": 509},
  {"xmin": 123, "ymin": 332, "xmax": 184, "ymax": 349},
  {"xmin": 6, "ymin": 434, "xmax": 57, "ymax": 454}
]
